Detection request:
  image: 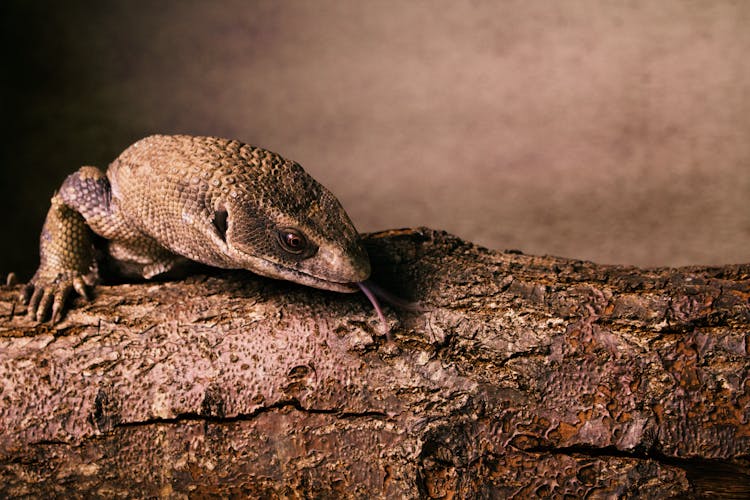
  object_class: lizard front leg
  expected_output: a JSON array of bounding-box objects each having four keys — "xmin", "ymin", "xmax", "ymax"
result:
[
  {"xmin": 22, "ymin": 195, "xmax": 97, "ymax": 322},
  {"xmin": 22, "ymin": 166, "xmax": 109, "ymax": 322}
]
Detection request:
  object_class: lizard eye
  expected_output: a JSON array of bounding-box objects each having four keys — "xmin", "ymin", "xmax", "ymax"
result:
[
  {"xmin": 277, "ymin": 228, "xmax": 307, "ymax": 254},
  {"xmin": 213, "ymin": 207, "xmax": 228, "ymax": 241}
]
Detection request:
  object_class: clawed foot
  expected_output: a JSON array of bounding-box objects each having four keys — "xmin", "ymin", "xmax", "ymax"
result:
[{"xmin": 20, "ymin": 270, "xmax": 90, "ymax": 323}]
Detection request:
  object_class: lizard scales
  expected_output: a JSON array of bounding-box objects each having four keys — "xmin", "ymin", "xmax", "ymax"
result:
[{"xmin": 23, "ymin": 134, "xmax": 372, "ymax": 323}]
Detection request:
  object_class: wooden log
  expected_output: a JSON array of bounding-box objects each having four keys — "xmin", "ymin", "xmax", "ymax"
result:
[{"xmin": 1, "ymin": 228, "xmax": 748, "ymax": 498}]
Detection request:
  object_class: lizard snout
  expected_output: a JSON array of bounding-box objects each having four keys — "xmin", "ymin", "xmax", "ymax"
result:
[{"xmin": 313, "ymin": 245, "xmax": 371, "ymax": 286}]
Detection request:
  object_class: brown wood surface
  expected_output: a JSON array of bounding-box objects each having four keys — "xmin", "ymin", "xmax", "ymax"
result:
[{"xmin": 1, "ymin": 228, "xmax": 749, "ymax": 498}]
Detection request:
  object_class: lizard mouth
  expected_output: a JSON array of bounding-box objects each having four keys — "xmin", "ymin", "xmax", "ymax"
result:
[
  {"xmin": 260, "ymin": 258, "xmax": 360, "ymax": 293},
  {"xmin": 256, "ymin": 257, "xmax": 392, "ymax": 337},
  {"xmin": 267, "ymin": 261, "xmax": 390, "ymax": 336}
]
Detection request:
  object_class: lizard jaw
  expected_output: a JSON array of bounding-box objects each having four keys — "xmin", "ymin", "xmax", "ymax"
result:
[{"xmin": 252, "ymin": 256, "xmax": 361, "ymax": 293}]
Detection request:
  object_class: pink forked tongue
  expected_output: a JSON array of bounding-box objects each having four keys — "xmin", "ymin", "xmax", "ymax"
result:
[
  {"xmin": 357, "ymin": 281, "xmax": 390, "ymax": 339},
  {"xmin": 356, "ymin": 280, "xmax": 425, "ymax": 340},
  {"xmin": 356, "ymin": 280, "xmax": 426, "ymax": 312}
]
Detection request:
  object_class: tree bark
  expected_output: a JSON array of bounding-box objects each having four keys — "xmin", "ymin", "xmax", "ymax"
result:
[{"xmin": 1, "ymin": 228, "xmax": 748, "ymax": 499}]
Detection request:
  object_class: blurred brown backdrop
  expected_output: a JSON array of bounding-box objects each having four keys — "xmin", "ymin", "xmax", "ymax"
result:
[{"xmin": 1, "ymin": 0, "xmax": 749, "ymax": 279}]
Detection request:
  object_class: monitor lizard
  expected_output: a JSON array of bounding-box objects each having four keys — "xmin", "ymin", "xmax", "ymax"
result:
[{"xmin": 21, "ymin": 134, "xmax": 383, "ymax": 326}]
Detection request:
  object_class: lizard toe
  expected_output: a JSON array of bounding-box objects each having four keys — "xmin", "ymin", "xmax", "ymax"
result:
[
  {"xmin": 73, "ymin": 277, "xmax": 90, "ymax": 302},
  {"xmin": 20, "ymin": 283, "xmax": 34, "ymax": 305},
  {"xmin": 51, "ymin": 284, "xmax": 73, "ymax": 324},
  {"xmin": 27, "ymin": 286, "xmax": 45, "ymax": 319},
  {"xmin": 36, "ymin": 288, "xmax": 55, "ymax": 322}
]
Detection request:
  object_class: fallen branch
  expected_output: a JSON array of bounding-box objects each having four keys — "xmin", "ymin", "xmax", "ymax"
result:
[{"xmin": 1, "ymin": 228, "xmax": 748, "ymax": 498}]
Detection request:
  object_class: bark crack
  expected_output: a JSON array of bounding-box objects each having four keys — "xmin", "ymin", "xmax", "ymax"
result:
[
  {"xmin": 526, "ymin": 443, "xmax": 750, "ymax": 497},
  {"xmin": 114, "ymin": 399, "xmax": 387, "ymax": 429}
]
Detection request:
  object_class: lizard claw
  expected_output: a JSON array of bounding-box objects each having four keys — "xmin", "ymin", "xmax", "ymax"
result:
[
  {"xmin": 73, "ymin": 276, "xmax": 90, "ymax": 301},
  {"xmin": 23, "ymin": 271, "xmax": 90, "ymax": 323},
  {"xmin": 20, "ymin": 283, "xmax": 34, "ymax": 305},
  {"xmin": 51, "ymin": 284, "xmax": 73, "ymax": 324},
  {"xmin": 36, "ymin": 288, "xmax": 56, "ymax": 322}
]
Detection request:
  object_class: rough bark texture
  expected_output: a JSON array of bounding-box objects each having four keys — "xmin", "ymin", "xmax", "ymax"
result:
[{"xmin": 1, "ymin": 228, "xmax": 749, "ymax": 499}]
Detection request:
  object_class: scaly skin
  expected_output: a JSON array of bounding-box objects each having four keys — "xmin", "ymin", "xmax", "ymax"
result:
[{"xmin": 23, "ymin": 135, "xmax": 371, "ymax": 323}]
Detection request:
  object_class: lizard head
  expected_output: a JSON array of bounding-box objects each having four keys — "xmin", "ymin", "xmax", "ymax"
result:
[{"xmin": 205, "ymin": 153, "xmax": 370, "ymax": 293}]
